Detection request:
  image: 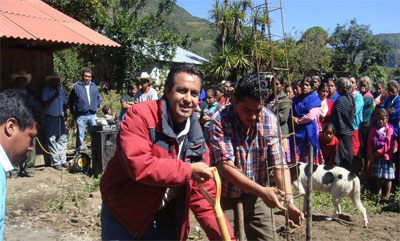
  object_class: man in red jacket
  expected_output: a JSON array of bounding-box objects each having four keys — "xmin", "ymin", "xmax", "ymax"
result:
[{"xmin": 100, "ymin": 64, "xmax": 234, "ymax": 240}]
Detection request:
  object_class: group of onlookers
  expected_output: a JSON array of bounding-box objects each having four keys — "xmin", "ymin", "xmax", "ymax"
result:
[{"xmin": 281, "ymin": 75, "xmax": 399, "ymax": 200}]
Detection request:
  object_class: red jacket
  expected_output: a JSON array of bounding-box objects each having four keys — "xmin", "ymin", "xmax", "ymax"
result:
[{"xmin": 100, "ymin": 99, "xmax": 234, "ymax": 240}]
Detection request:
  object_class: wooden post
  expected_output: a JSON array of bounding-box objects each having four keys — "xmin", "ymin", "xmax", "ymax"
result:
[
  {"xmin": 306, "ymin": 145, "xmax": 313, "ymax": 241},
  {"xmin": 236, "ymin": 199, "xmax": 246, "ymax": 241}
]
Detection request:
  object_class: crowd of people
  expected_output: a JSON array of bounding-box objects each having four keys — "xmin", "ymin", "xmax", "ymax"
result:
[{"xmin": 0, "ymin": 63, "xmax": 399, "ymax": 240}]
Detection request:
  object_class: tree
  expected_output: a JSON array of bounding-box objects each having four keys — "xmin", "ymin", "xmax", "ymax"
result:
[
  {"xmin": 46, "ymin": 0, "xmax": 181, "ymax": 90},
  {"xmin": 362, "ymin": 65, "xmax": 388, "ymax": 85},
  {"xmin": 329, "ymin": 19, "xmax": 392, "ymax": 76},
  {"xmin": 295, "ymin": 26, "xmax": 332, "ymax": 76}
]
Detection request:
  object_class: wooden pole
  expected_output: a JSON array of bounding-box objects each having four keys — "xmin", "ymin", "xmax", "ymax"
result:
[
  {"xmin": 306, "ymin": 145, "xmax": 313, "ymax": 241},
  {"xmin": 236, "ymin": 199, "xmax": 246, "ymax": 241}
]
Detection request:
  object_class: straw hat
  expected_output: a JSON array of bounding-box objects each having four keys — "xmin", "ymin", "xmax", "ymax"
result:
[
  {"xmin": 137, "ymin": 72, "xmax": 153, "ymax": 83},
  {"xmin": 45, "ymin": 72, "xmax": 64, "ymax": 82},
  {"xmin": 11, "ymin": 70, "xmax": 31, "ymax": 84}
]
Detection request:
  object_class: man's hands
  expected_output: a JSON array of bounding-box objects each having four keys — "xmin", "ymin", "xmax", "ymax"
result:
[
  {"xmin": 260, "ymin": 187, "xmax": 286, "ymax": 210},
  {"xmin": 191, "ymin": 162, "xmax": 213, "ymax": 183},
  {"xmin": 260, "ymin": 187, "xmax": 304, "ymax": 228},
  {"xmin": 287, "ymin": 203, "xmax": 304, "ymax": 228}
]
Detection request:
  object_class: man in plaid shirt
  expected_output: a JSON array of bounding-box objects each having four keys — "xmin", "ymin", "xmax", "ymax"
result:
[{"xmin": 209, "ymin": 74, "xmax": 304, "ymax": 241}]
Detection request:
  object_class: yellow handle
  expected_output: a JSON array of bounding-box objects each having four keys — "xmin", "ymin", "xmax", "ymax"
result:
[{"xmin": 198, "ymin": 167, "xmax": 230, "ymax": 241}]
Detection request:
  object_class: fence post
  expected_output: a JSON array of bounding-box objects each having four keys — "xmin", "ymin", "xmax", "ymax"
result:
[{"xmin": 306, "ymin": 145, "xmax": 313, "ymax": 241}]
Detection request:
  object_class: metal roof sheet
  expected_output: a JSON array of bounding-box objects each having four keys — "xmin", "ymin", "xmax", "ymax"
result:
[{"xmin": 0, "ymin": 0, "xmax": 120, "ymax": 47}]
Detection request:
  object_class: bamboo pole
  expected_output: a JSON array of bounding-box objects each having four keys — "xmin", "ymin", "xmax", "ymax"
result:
[{"xmin": 306, "ymin": 145, "xmax": 313, "ymax": 241}]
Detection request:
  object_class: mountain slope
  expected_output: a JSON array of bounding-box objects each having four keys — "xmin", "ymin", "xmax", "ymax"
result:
[{"xmin": 374, "ymin": 33, "xmax": 400, "ymax": 67}]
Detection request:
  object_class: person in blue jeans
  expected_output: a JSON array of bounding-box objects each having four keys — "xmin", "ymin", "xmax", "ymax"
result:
[
  {"xmin": 0, "ymin": 89, "xmax": 41, "ymax": 240},
  {"xmin": 68, "ymin": 67, "xmax": 101, "ymax": 154}
]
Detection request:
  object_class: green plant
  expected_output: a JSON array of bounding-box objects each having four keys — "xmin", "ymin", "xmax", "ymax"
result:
[{"xmin": 87, "ymin": 174, "xmax": 102, "ymax": 193}]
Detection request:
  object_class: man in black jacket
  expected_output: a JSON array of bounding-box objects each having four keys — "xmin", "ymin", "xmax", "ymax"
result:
[{"xmin": 68, "ymin": 67, "xmax": 101, "ymax": 154}]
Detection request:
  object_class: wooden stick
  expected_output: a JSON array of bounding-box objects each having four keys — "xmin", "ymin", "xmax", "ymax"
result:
[
  {"xmin": 198, "ymin": 167, "xmax": 231, "ymax": 241},
  {"xmin": 306, "ymin": 145, "xmax": 313, "ymax": 241}
]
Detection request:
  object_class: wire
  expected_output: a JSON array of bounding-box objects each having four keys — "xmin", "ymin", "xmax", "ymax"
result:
[{"xmin": 35, "ymin": 136, "xmax": 76, "ymax": 158}]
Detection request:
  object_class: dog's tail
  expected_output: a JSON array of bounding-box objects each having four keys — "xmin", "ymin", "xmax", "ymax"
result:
[{"xmin": 350, "ymin": 174, "xmax": 368, "ymax": 227}]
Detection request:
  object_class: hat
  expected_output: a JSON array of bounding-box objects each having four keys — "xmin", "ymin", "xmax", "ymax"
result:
[
  {"xmin": 137, "ymin": 72, "xmax": 153, "ymax": 82},
  {"xmin": 11, "ymin": 70, "xmax": 31, "ymax": 84},
  {"xmin": 45, "ymin": 72, "xmax": 64, "ymax": 82}
]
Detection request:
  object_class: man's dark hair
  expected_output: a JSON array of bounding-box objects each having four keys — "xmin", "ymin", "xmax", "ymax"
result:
[
  {"xmin": 165, "ymin": 64, "xmax": 202, "ymax": 91},
  {"xmin": 0, "ymin": 89, "xmax": 42, "ymax": 130},
  {"xmin": 82, "ymin": 67, "xmax": 92, "ymax": 76},
  {"xmin": 102, "ymin": 105, "xmax": 110, "ymax": 115},
  {"xmin": 234, "ymin": 74, "xmax": 268, "ymax": 102},
  {"xmin": 127, "ymin": 84, "xmax": 137, "ymax": 90}
]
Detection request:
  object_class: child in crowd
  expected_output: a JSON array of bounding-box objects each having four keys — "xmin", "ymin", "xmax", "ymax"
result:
[
  {"xmin": 102, "ymin": 105, "xmax": 117, "ymax": 124},
  {"xmin": 319, "ymin": 124, "xmax": 338, "ymax": 165},
  {"xmin": 367, "ymin": 108, "xmax": 398, "ymax": 200},
  {"xmin": 317, "ymin": 82, "xmax": 333, "ymax": 132},
  {"xmin": 285, "ymin": 84, "xmax": 294, "ymax": 99},
  {"xmin": 200, "ymin": 89, "xmax": 221, "ymax": 144}
]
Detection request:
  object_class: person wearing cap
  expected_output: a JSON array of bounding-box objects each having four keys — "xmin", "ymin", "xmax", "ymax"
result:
[
  {"xmin": 0, "ymin": 89, "xmax": 41, "ymax": 240},
  {"xmin": 134, "ymin": 72, "xmax": 158, "ymax": 103},
  {"xmin": 68, "ymin": 67, "xmax": 101, "ymax": 154},
  {"xmin": 10, "ymin": 70, "xmax": 37, "ymax": 178},
  {"xmin": 41, "ymin": 72, "xmax": 69, "ymax": 171}
]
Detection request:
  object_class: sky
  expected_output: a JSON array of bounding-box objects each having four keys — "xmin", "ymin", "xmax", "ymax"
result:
[{"xmin": 176, "ymin": 0, "xmax": 400, "ymax": 36}]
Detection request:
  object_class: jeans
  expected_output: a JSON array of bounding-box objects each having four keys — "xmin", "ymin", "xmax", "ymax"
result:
[
  {"xmin": 46, "ymin": 116, "xmax": 67, "ymax": 166},
  {"xmin": 76, "ymin": 114, "xmax": 96, "ymax": 152},
  {"xmin": 101, "ymin": 201, "xmax": 180, "ymax": 241}
]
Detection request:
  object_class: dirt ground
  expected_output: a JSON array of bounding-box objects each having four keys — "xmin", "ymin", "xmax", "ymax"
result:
[{"xmin": 4, "ymin": 167, "xmax": 400, "ymax": 241}]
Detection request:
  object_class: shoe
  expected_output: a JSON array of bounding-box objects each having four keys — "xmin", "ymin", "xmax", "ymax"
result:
[
  {"xmin": 54, "ymin": 165, "xmax": 63, "ymax": 171},
  {"xmin": 18, "ymin": 171, "xmax": 34, "ymax": 177},
  {"xmin": 61, "ymin": 163, "xmax": 70, "ymax": 169}
]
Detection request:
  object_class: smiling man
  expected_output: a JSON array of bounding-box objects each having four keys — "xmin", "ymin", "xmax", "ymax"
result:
[
  {"xmin": 209, "ymin": 74, "xmax": 303, "ymax": 241},
  {"xmin": 100, "ymin": 64, "xmax": 233, "ymax": 240},
  {"xmin": 0, "ymin": 89, "xmax": 41, "ymax": 240}
]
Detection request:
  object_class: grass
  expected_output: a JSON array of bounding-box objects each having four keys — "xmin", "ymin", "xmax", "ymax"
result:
[{"xmin": 292, "ymin": 186, "xmax": 400, "ymax": 215}]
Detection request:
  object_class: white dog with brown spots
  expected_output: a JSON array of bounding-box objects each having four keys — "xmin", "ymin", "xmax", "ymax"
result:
[{"xmin": 291, "ymin": 163, "xmax": 368, "ymax": 227}]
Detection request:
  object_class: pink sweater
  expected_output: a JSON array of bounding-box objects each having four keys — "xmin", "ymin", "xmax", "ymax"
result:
[{"xmin": 367, "ymin": 123, "xmax": 398, "ymax": 161}]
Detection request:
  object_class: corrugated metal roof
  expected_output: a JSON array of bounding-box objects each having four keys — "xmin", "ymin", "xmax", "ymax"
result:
[
  {"xmin": 0, "ymin": 0, "xmax": 120, "ymax": 47},
  {"xmin": 172, "ymin": 47, "xmax": 208, "ymax": 64}
]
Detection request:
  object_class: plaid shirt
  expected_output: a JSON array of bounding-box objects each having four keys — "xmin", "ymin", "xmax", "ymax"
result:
[{"xmin": 209, "ymin": 104, "xmax": 284, "ymax": 198}]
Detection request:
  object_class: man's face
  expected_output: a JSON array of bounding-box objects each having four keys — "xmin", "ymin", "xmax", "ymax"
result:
[
  {"xmin": 165, "ymin": 72, "xmax": 201, "ymax": 123},
  {"xmin": 140, "ymin": 79, "xmax": 149, "ymax": 91},
  {"xmin": 234, "ymin": 97, "xmax": 263, "ymax": 130},
  {"xmin": 128, "ymin": 87, "xmax": 137, "ymax": 97},
  {"xmin": 8, "ymin": 121, "xmax": 37, "ymax": 164},
  {"xmin": 82, "ymin": 72, "xmax": 92, "ymax": 84},
  {"xmin": 50, "ymin": 78, "xmax": 60, "ymax": 88},
  {"xmin": 328, "ymin": 80, "xmax": 336, "ymax": 95},
  {"xmin": 15, "ymin": 77, "xmax": 28, "ymax": 90}
]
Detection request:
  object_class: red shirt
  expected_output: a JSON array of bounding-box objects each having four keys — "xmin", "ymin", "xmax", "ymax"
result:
[{"xmin": 319, "ymin": 133, "xmax": 338, "ymax": 165}]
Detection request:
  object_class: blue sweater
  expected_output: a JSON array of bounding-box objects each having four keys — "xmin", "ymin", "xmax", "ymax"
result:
[{"xmin": 68, "ymin": 81, "xmax": 101, "ymax": 118}]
